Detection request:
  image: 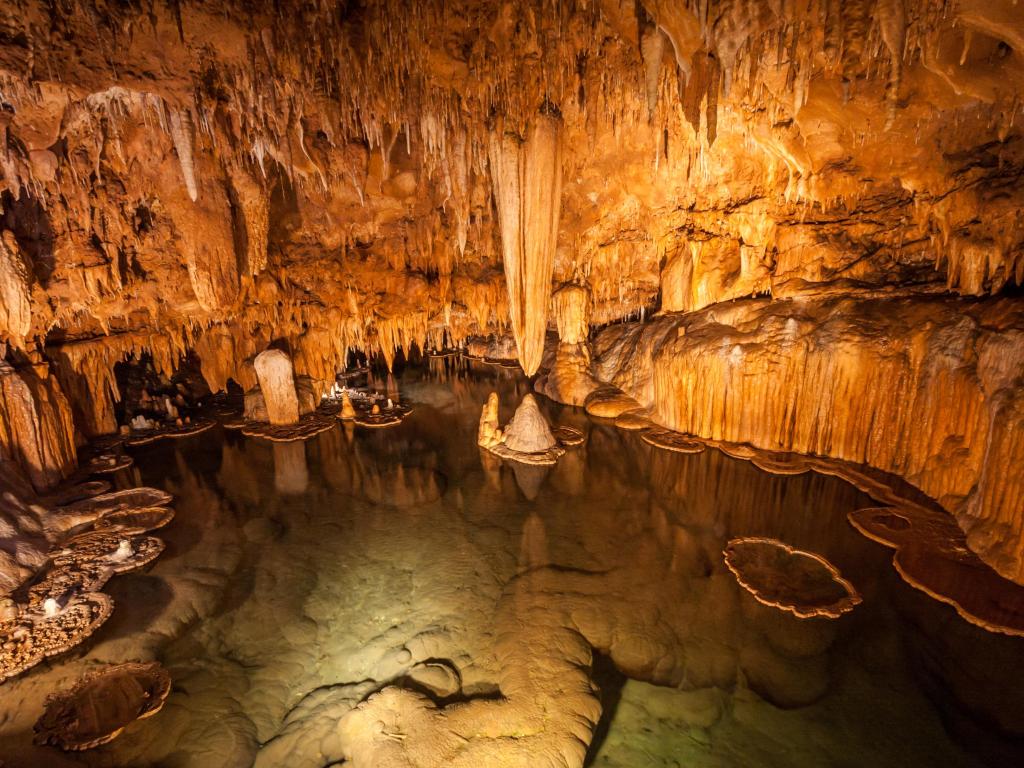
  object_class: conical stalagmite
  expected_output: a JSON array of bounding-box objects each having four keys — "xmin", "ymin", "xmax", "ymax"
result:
[{"xmin": 502, "ymin": 394, "xmax": 557, "ymax": 454}]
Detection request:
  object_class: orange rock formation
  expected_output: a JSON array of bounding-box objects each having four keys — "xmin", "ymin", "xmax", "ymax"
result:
[{"xmin": 0, "ymin": 0, "xmax": 1022, "ymax": 585}]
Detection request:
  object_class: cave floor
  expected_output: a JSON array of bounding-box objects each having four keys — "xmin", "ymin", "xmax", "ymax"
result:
[{"xmin": 1, "ymin": 361, "xmax": 1021, "ymax": 767}]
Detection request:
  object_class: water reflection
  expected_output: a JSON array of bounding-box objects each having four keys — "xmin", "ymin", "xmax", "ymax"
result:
[
  {"xmin": 2, "ymin": 361, "xmax": 1020, "ymax": 767},
  {"xmin": 272, "ymin": 442, "xmax": 308, "ymax": 495}
]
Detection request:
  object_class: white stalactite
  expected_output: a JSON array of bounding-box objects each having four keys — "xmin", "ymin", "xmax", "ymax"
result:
[
  {"xmin": 641, "ymin": 27, "xmax": 667, "ymax": 121},
  {"xmin": 169, "ymin": 107, "xmax": 199, "ymax": 202},
  {"xmin": 0, "ymin": 231, "xmax": 31, "ymax": 348},
  {"xmin": 488, "ymin": 113, "xmax": 563, "ymax": 377}
]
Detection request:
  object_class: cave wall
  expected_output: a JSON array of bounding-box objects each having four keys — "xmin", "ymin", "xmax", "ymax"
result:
[
  {"xmin": 0, "ymin": 357, "xmax": 76, "ymax": 491},
  {"xmin": 0, "ymin": 0, "xmax": 1022, "ymax": 574},
  {"xmin": 593, "ymin": 294, "xmax": 1024, "ymax": 583}
]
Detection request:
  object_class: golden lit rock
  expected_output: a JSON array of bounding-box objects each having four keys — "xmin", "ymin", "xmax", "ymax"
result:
[{"xmin": 0, "ymin": 1, "xmax": 1023, "ymax": 763}]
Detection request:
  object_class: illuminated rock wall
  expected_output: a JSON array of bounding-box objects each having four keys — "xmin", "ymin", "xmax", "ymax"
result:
[
  {"xmin": 0, "ymin": 360, "xmax": 77, "ymax": 491},
  {"xmin": 0, "ymin": 1, "xmax": 1022, "ymax": 571},
  {"xmin": 594, "ymin": 294, "xmax": 1024, "ymax": 584}
]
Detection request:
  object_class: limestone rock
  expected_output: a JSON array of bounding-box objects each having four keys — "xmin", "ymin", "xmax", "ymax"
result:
[
  {"xmin": 253, "ymin": 350, "xmax": 300, "ymax": 426},
  {"xmin": 0, "ymin": 361, "xmax": 77, "ymax": 492},
  {"xmin": 594, "ymin": 295, "xmax": 1024, "ymax": 585},
  {"xmin": 295, "ymin": 376, "xmax": 318, "ymax": 416},
  {"xmin": 244, "ymin": 389, "xmax": 268, "ymax": 422},
  {"xmin": 477, "ymin": 392, "xmax": 501, "ymax": 448},
  {"xmin": 501, "ymin": 394, "xmax": 556, "ymax": 454},
  {"xmin": 0, "ymin": 231, "xmax": 31, "ymax": 348}
]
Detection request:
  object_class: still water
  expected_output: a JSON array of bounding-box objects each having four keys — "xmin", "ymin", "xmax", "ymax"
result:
[{"xmin": 2, "ymin": 361, "xmax": 1022, "ymax": 766}]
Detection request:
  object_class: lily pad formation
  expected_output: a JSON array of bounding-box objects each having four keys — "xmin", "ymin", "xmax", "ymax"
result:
[
  {"xmin": 241, "ymin": 412, "xmax": 337, "ymax": 442},
  {"xmin": 849, "ymin": 506, "xmax": 1024, "ymax": 637},
  {"xmin": 353, "ymin": 403, "xmax": 412, "ymax": 429},
  {"xmin": 34, "ymin": 661, "xmax": 172, "ymax": 751},
  {"xmin": 0, "ymin": 483, "xmax": 174, "ymax": 683},
  {"xmin": 125, "ymin": 417, "xmax": 216, "ymax": 446},
  {"xmin": 640, "ymin": 428, "xmax": 706, "ymax": 455},
  {"xmin": 82, "ymin": 453, "xmax": 134, "ymax": 474},
  {"xmin": 723, "ymin": 537, "xmax": 862, "ymax": 619},
  {"xmin": 1, "ymin": 593, "xmax": 114, "ymax": 683}
]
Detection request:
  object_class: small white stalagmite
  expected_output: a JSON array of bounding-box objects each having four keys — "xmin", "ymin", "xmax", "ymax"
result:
[
  {"xmin": 477, "ymin": 391, "xmax": 501, "ymax": 448},
  {"xmin": 488, "ymin": 112, "xmax": 563, "ymax": 377}
]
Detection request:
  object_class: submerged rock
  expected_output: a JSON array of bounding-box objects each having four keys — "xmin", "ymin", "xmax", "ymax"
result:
[{"xmin": 34, "ymin": 661, "xmax": 172, "ymax": 750}]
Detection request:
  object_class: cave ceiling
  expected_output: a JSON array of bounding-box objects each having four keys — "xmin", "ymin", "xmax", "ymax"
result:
[{"xmin": 0, "ymin": 0, "xmax": 1019, "ymax": 368}]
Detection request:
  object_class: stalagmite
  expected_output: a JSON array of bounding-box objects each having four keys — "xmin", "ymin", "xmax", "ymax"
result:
[
  {"xmin": 477, "ymin": 391, "xmax": 501, "ymax": 448},
  {"xmin": 488, "ymin": 113, "xmax": 563, "ymax": 376},
  {"xmin": 536, "ymin": 283, "xmax": 601, "ymax": 406},
  {"xmin": 253, "ymin": 349, "xmax": 300, "ymax": 426},
  {"xmin": 339, "ymin": 391, "xmax": 356, "ymax": 421},
  {"xmin": 502, "ymin": 394, "xmax": 557, "ymax": 454}
]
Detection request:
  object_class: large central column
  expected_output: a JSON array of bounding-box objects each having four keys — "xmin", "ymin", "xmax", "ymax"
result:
[{"xmin": 488, "ymin": 112, "xmax": 563, "ymax": 377}]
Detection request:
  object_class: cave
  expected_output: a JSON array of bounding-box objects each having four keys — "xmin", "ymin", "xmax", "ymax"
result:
[{"xmin": 1, "ymin": 1, "xmax": 1024, "ymax": 766}]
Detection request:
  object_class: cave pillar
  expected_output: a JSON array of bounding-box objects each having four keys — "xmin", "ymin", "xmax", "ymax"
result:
[
  {"xmin": 0, "ymin": 359, "xmax": 77, "ymax": 492},
  {"xmin": 253, "ymin": 349, "xmax": 300, "ymax": 425}
]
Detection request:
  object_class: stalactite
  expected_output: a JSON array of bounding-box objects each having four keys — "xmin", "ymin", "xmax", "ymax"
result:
[
  {"xmin": 0, "ymin": 231, "xmax": 32, "ymax": 349},
  {"xmin": 168, "ymin": 107, "xmax": 198, "ymax": 203},
  {"xmin": 640, "ymin": 26, "xmax": 667, "ymax": 122},
  {"xmin": 227, "ymin": 162, "xmax": 270, "ymax": 276},
  {"xmin": 877, "ymin": 0, "xmax": 907, "ymax": 130},
  {"xmin": 488, "ymin": 112, "xmax": 563, "ymax": 376}
]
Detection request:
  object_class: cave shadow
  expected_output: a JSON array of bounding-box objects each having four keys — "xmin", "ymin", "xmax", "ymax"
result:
[
  {"xmin": 0, "ymin": 189, "xmax": 55, "ymax": 285},
  {"xmin": 583, "ymin": 651, "xmax": 627, "ymax": 766},
  {"xmin": 92, "ymin": 573, "xmax": 174, "ymax": 641}
]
